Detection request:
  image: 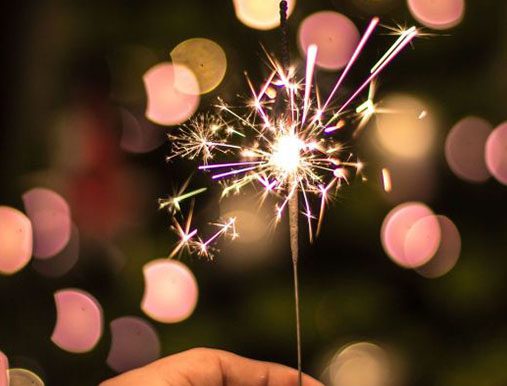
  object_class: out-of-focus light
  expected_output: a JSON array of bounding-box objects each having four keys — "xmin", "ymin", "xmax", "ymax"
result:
[
  {"xmin": 7, "ymin": 368, "xmax": 44, "ymax": 386},
  {"xmin": 0, "ymin": 206, "xmax": 32, "ymax": 275},
  {"xmin": 170, "ymin": 38, "xmax": 227, "ymax": 95},
  {"xmin": 404, "ymin": 214, "xmax": 441, "ymax": 268},
  {"xmin": 31, "ymin": 224, "xmax": 79, "ymax": 278},
  {"xmin": 445, "ymin": 116, "xmax": 492, "ymax": 183},
  {"xmin": 143, "ymin": 62, "xmax": 200, "ymax": 126},
  {"xmin": 119, "ymin": 108, "xmax": 165, "ymax": 153},
  {"xmin": 0, "ymin": 351, "xmax": 8, "ymax": 386},
  {"xmin": 485, "ymin": 121, "xmax": 507, "ymax": 185},
  {"xmin": 141, "ymin": 259, "xmax": 198, "ymax": 323},
  {"xmin": 107, "ymin": 316, "xmax": 160, "ymax": 373},
  {"xmin": 381, "ymin": 202, "xmax": 440, "ymax": 268},
  {"xmin": 327, "ymin": 342, "xmax": 391, "ymax": 386},
  {"xmin": 233, "ymin": 0, "xmax": 296, "ymax": 30},
  {"xmin": 51, "ymin": 289, "xmax": 103, "ymax": 353},
  {"xmin": 375, "ymin": 93, "xmax": 435, "ymax": 159},
  {"xmin": 222, "ymin": 209, "xmax": 267, "ymax": 244},
  {"xmin": 298, "ymin": 11, "xmax": 359, "ymax": 70},
  {"xmin": 22, "ymin": 188, "xmax": 71, "ymax": 259},
  {"xmin": 381, "ymin": 168, "xmax": 392, "ymax": 192},
  {"xmin": 416, "ymin": 215, "xmax": 461, "ymax": 278},
  {"xmin": 407, "ymin": 0, "xmax": 465, "ymax": 30}
]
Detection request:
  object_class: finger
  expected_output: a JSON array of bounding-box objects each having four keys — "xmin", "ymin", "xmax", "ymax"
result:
[{"xmin": 100, "ymin": 348, "xmax": 323, "ymax": 386}]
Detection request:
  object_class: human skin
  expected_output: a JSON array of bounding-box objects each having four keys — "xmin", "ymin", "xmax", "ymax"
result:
[{"xmin": 100, "ymin": 348, "xmax": 324, "ymax": 386}]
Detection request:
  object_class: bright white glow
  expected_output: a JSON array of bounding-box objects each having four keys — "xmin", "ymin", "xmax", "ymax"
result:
[{"xmin": 270, "ymin": 134, "xmax": 303, "ymax": 174}]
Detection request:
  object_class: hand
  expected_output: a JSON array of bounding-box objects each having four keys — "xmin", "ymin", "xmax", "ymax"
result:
[{"xmin": 100, "ymin": 348, "xmax": 323, "ymax": 386}]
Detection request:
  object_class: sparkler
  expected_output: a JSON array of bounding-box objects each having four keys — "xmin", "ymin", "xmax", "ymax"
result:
[{"xmin": 163, "ymin": 4, "xmax": 419, "ymax": 385}]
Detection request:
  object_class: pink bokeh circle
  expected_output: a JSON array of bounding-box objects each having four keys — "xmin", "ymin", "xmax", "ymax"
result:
[
  {"xmin": 143, "ymin": 62, "xmax": 200, "ymax": 126},
  {"xmin": 485, "ymin": 121, "xmax": 507, "ymax": 185},
  {"xmin": 381, "ymin": 202, "xmax": 440, "ymax": 268},
  {"xmin": 407, "ymin": 0, "xmax": 465, "ymax": 30},
  {"xmin": 141, "ymin": 259, "xmax": 198, "ymax": 323},
  {"xmin": 445, "ymin": 116, "xmax": 492, "ymax": 183},
  {"xmin": 298, "ymin": 11, "xmax": 359, "ymax": 70}
]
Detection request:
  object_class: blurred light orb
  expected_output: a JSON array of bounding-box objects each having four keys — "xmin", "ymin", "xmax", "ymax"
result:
[
  {"xmin": 298, "ymin": 11, "xmax": 359, "ymax": 70},
  {"xmin": 375, "ymin": 94, "xmax": 435, "ymax": 159},
  {"xmin": 106, "ymin": 316, "xmax": 161, "ymax": 373},
  {"xmin": 485, "ymin": 121, "xmax": 507, "ymax": 185},
  {"xmin": 381, "ymin": 202, "xmax": 440, "ymax": 268},
  {"xmin": 119, "ymin": 108, "xmax": 165, "ymax": 153},
  {"xmin": 404, "ymin": 214, "xmax": 441, "ymax": 267},
  {"xmin": 233, "ymin": 0, "xmax": 296, "ymax": 30},
  {"xmin": 143, "ymin": 62, "xmax": 199, "ymax": 126},
  {"xmin": 8, "ymin": 369, "xmax": 44, "ymax": 386},
  {"xmin": 407, "ymin": 0, "xmax": 465, "ymax": 30},
  {"xmin": 222, "ymin": 210, "xmax": 266, "ymax": 243},
  {"xmin": 31, "ymin": 223, "xmax": 79, "ymax": 278},
  {"xmin": 141, "ymin": 259, "xmax": 198, "ymax": 323},
  {"xmin": 22, "ymin": 188, "xmax": 72, "ymax": 259},
  {"xmin": 0, "ymin": 206, "xmax": 33, "ymax": 275},
  {"xmin": 51, "ymin": 289, "xmax": 103, "ymax": 353},
  {"xmin": 416, "ymin": 215, "xmax": 461, "ymax": 278},
  {"xmin": 0, "ymin": 351, "xmax": 8, "ymax": 386},
  {"xmin": 445, "ymin": 116, "xmax": 492, "ymax": 183},
  {"xmin": 328, "ymin": 342, "xmax": 390, "ymax": 386},
  {"xmin": 170, "ymin": 38, "xmax": 227, "ymax": 94}
]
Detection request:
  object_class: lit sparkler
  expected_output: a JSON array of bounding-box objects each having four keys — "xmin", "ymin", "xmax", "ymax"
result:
[
  {"xmin": 166, "ymin": 17, "xmax": 418, "ymax": 257},
  {"xmin": 163, "ymin": 11, "xmax": 419, "ymax": 386}
]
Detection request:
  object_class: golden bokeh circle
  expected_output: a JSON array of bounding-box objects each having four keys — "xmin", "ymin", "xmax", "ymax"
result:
[{"xmin": 170, "ymin": 38, "xmax": 227, "ymax": 94}]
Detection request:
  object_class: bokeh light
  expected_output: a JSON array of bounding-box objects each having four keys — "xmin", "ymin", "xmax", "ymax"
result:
[
  {"xmin": 22, "ymin": 188, "xmax": 71, "ymax": 259},
  {"xmin": 0, "ymin": 206, "xmax": 33, "ymax": 275},
  {"xmin": 298, "ymin": 11, "xmax": 359, "ymax": 70},
  {"xmin": 51, "ymin": 289, "xmax": 103, "ymax": 353},
  {"xmin": 326, "ymin": 342, "xmax": 393, "ymax": 386},
  {"xmin": 7, "ymin": 368, "xmax": 44, "ymax": 386},
  {"xmin": 485, "ymin": 121, "xmax": 507, "ymax": 185},
  {"xmin": 232, "ymin": 0, "xmax": 296, "ymax": 30},
  {"xmin": 381, "ymin": 202, "xmax": 440, "ymax": 268},
  {"xmin": 407, "ymin": 0, "xmax": 465, "ymax": 30},
  {"xmin": 445, "ymin": 116, "xmax": 492, "ymax": 183},
  {"xmin": 31, "ymin": 224, "xmax": 79, "ymax": 278},
  {"xmin": 416, "ymin": 215, "xmax": 461, "ymax": 278},
  {"xmin": 375, "ymin": 93, "xmax": 435, "ymax": 159},
  {"xmin": 170, "ymin": 38, "xmax": 227, "ymax": 94},
  {"xmin": 119, "ymin": 107, "xmax": 165, "ymax": 154},
  {"xmin": 141, "ymin": 259, "xmax": 198, "ymax": 323},
  {"xmin": 106, "ymin": 316, "xmax": 161, "ymax": 373},
  {"xmin": 143, "ymin": 62, "xmax": 200, "ymax": 126},
  {"xmin": 0, "ymin": 351, "xmax": 8, "ymax": 386}
]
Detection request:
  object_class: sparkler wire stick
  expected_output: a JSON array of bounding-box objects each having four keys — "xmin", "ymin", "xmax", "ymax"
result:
[{"xmin": 278, "ymin": 2, "xmax": 303, "ymax": 385}]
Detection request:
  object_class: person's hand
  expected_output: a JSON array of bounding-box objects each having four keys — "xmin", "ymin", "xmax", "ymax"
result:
[{"xmin": 100, "ymin": 348, "xmax": 323, "ymax": 386}]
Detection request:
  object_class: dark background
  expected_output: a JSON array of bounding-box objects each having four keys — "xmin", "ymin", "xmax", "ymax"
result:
[{"xmin": 1, "ymin": 1, "xmax": 507, "ymax": 385}]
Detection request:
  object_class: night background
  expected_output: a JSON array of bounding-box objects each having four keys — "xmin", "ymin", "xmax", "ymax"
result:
[{"xmin": 1, "ymin": 0, "xmax": 507, "ymax": 385}]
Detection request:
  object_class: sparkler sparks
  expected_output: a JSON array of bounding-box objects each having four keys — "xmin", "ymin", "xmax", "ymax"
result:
[{"xmin": 164, "ymin": 17, "xmax": 419, "ymax": 258}]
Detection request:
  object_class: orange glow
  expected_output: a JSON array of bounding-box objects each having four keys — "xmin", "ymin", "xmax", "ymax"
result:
[
  {"xmin": 0, "ymin": 206, "xmax": 33, "ymax": 275},
  {"xmin": 375, "ymin": 93, "xmax": 435, "ymax": 159}
]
